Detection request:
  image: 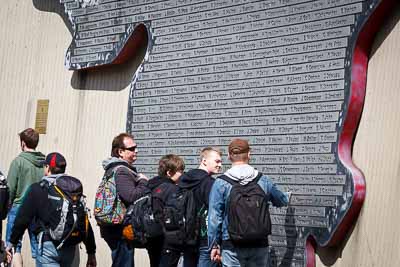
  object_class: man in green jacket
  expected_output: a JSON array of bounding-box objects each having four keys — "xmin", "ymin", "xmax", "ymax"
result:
[{"xmin": 6, "ymin": 128, "xmax": 45, "ymax": 267}]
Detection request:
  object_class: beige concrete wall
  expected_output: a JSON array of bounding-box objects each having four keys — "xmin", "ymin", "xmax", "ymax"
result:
[
  {"xmin": 0, "ymin": 1, "xmax": 399, "ymax": 267},
  {"xmin": 316, "ymin": 4, "xmax": 400, "ymax": 267},
  {"xmin": 0, "ymin": 1, "xmax": 149, "ymax": 266}
]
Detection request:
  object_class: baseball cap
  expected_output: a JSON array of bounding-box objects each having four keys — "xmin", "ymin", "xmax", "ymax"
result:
[
  {"xmin": 228, "ymin": 138, "xmax": 250, "ymax": 154},
  {"xmin": 42, "ymin": 152, "xmax": 67, "ymax": 169}
]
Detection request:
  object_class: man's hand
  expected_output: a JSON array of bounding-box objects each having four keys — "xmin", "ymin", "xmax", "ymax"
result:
[
  {"xmin": 137, "ymin": 173, "xmax": 149, "ymax": 181},
  {"xmin": 287, "ymin": 191, "xmax": 292, "ymax": 203},
  {"xmin": 86, "ymin": 253, "xmax": 97, "ymax": 267},
  {"xmin": 210, "ymin": 248, "xmax": 221, "ymax": 263},
  {"xmin": 5, "ymin": 244, "xmax": 14, "ymax": 264}
]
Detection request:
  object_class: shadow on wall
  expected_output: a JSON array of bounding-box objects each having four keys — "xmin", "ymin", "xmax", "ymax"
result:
[
  {"xmin": 32, "ymin": 0, "xmax": 148, "ymax": 92},
  {"xmin": 369, "ymin": 1, "xmax": 400, "ymax": 58}
]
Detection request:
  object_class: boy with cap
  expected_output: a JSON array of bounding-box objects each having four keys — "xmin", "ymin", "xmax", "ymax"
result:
[
  {"xmin": 208, "ymin": 139, "xmax": 290, "ymax": 267},
  {"xmin": 6, "ymin": 128, "xmax": 45, "ymax": 266},
  {"xmin": 6, "ymin": 152, "xmax": 97, "ymax": 267}
]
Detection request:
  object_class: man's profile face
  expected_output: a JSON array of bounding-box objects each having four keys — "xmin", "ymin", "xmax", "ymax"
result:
[
  {"xmin": 119, "ymin": 137, "xmax": 138, "ymax": 164},
  {"xmin": 169, "ymin": 170, "xmax": 183, "ymax": 183},
  {"xmin": 44, "ymin": 165, "xmax": 50, "ymax": 176},
  {"xmin": 203, "ymin": 151, "xmax": 222, "ymax": 175}
]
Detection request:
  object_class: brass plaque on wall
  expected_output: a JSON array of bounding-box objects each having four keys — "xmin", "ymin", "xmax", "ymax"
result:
[{"xmin": 35, "ymin": 99, "xmax": 49, "ymax": 134}]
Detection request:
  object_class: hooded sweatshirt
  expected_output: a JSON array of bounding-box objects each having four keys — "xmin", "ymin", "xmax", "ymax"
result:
[
  {"xmin": 179, "ymin": 169, "xmax": 216, "ymax": 246},
  {"xmin": 224, "ymin": 164, "xmax": 259, "ymax": 185},
  {"xmin": 7, "ymin": 151, "xmax": 45, "ymax": 205},
  {"xmin": 10, "ymin": 174, "xmax": 96, "ymax": 254}
]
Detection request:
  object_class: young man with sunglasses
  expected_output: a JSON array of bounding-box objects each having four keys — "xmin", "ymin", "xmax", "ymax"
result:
[{"xmin": 99, "ymin": 133, "xmax": 149, "ymax": 267}]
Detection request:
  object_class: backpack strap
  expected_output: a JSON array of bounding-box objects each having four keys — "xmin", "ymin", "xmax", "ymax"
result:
[
  {"xmin": 105, "ymin": 164, "xmax": 138, "ymax": 181},
  {"xmin": 218, "ymin": 175, "xmax": 237, "ymax": 185},
  {"xmin": 218, "ymin": 172, "xmax": 263, "ymax": 186},
  {"xmin": 252, "ymin": 172, "xmax": 263, "ymax": 184}
]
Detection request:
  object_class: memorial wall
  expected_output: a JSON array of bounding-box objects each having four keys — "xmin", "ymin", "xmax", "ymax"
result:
[
  {"xmin": 61, "ymin": 0, "xmax": 384, "ymax": 266},
  {"xmin": 0, "ymin": 0, "xmax": 399, "ymax": 266}
]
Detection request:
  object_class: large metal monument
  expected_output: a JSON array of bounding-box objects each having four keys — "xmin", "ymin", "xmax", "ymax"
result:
[{"xmin": 50, "ymin": 0, "xmax": 394, "ymax": 266}]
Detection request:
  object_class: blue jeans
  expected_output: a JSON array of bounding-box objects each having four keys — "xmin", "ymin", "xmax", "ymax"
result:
[
  {"xmin": 198, "ymin": 246, "xmax": 219, "ymax": 267},
  {"xmin": 111, "ymin": 240, "xmax": 134, "ymax": 267},
  {"xmin": 159, "ymin": 246, "xmax": 198, "ymax": 267},
  {"xmin": 221, "ymin": 247, "xmax": 270, "ymax": 267},
  {"xmin": 36, "ymin": 241, "xmax": 75, "ymax": 267},
  {"xmin": 6, "ymin": 204, "xmax": 38, "ymax": 257}
]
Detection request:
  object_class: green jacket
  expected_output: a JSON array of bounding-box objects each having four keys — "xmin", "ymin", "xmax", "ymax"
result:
[{"xmin": 7, "ymin": 151, "xmax": 45, "ymax": 205}]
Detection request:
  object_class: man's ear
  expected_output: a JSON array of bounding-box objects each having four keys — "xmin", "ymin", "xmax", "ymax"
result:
[
  {"xmin": 166, "ymin": 170, "xmax": 174, "ymax": 178},
  {"xmin": 117, "ymin": 148, "xmax": 124, "ymax": 158},
  {"xmin": 20, "ymin": 140, "xmax": 26, "ymax": 151}
]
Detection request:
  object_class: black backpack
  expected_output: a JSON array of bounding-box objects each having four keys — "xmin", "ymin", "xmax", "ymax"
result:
[
  {"xmin": 220, "ymin": 173, "xmax": 271, "ymax": 247},
  {"xmin": 0, "ymin": 171, "xmax": 9, "ymax": 220},
  {"xmin": 123, "ymin": 193, "xmax": 163, "ymax": 248},
  {"xmin": 163, "ymin": 188, "xmax": 200, "ymax": 246},
  {"xmin": 40, "ymin": 175, "xmax": 89, "ymax": 249}
]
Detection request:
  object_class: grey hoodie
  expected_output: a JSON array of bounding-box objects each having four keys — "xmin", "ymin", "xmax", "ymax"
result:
[
  {"xmin": 224, "ymin": 164, "xmax": 259, "ymax": 185},
  {"xmin": 41, "ymin": 174, "xmax": 66, "ymax": 184}
]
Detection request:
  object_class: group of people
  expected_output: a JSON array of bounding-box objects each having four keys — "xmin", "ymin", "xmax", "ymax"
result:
[
  {"xmin": 1, "ymin": 129, "xmax": 290, "ymax": 267},
  {"xmin": 2, "ymin": 128, "xmax": 95, "ymax": 267}
]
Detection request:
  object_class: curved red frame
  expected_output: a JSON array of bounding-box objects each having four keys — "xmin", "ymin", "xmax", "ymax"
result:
[{"xmin": 305, "ymin": 0, "xmax": 396, "ymax": 266}]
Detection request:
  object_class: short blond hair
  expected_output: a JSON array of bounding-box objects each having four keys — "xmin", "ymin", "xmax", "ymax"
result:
[{"xmin": 200, "ymin": 147, "xmax": 222, "ymax": 161}]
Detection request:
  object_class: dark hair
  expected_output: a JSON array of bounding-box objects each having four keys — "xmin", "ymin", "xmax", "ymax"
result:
[
  {"xmin": 19, "ymin": 128, "xmax": 39, "ymax": 149},
  {"xmin": 49, "ymin": 165, "xmax": 65, "ymax": 175},
  {"xmin": 158, "ymin": 154, "xmax": 185, "ymax": 177},
  {"xmin": 111, "ymin": 133, "xmax": 134, "ymax": 158}
]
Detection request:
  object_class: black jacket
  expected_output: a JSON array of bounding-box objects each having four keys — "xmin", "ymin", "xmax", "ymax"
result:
[
  {"xmin": 148, "ymin": 175, "xmax": 178, "ymax": 217},
  {"xmin": 178, "ymin": 169, "xmax": 215, "ymax": 246},
  {"xmin": 10, "ymin": 181, "xmax": 96, "ymax": 254}
]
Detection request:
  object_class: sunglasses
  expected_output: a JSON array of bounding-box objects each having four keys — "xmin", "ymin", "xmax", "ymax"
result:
[{"xmin": 124, "ymin": 145, "xmax": 137, "ymax": 152}]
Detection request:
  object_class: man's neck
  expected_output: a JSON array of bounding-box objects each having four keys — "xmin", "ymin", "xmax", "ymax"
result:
[
  {"xmin": 23, "ymin": 148, "xmax": 35, "ymax": 152},
  {"xmin": 231, "ymin": 161, "xmax": 248, "ymax": 166},
  {"xmin": 198, "ymin": 165, "xmax": 210, "ymax": 174}
]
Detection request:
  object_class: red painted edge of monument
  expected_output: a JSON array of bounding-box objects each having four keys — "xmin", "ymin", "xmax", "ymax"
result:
[
  {"xmin": 306, "ymin": 0, "xmax": 396, "ymax": 264},
  {"xmin": 332, "ymin": 0, "xmax": 395, "ymax": 246},
  {"xmin": 112, "ymin": 23, "xmax": 148, "ymax": 65},
  {"xmin": 75, "ymin": 23, "xmax": 148, "ymax": 71},
  {"xmin": 305, "ymin": 237, "xmax": 316, "ymax": 267}
]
